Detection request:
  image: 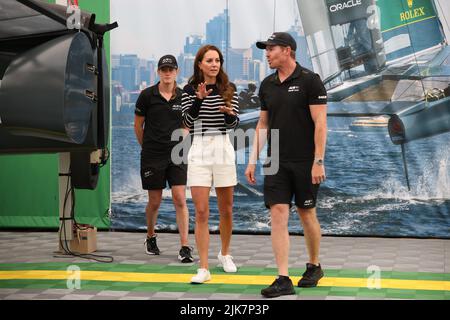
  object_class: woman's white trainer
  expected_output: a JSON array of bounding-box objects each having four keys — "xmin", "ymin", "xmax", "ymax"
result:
[
  {"xmin": 191, "ymin": 268, "xmax": 211, "ymax": 284},
  {"xmin": 218, "ymin": 251, "xmax": 237, "ymax": 273}
]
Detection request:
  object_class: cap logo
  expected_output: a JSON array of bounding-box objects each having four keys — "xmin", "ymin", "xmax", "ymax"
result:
[{"xmin": 162, "ymin": 58, "xmax": 172, "ymax": 64}]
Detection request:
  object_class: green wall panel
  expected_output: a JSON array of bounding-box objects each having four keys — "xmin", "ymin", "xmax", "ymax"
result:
[{"xmin": 0, "ymin": 155, "xmax": 59, "ymax": 228}]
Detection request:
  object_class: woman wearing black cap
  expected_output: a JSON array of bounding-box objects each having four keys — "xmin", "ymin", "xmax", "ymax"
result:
[
  {"xmin": 181, "ymin": 45, "xmax": 240, "ymax": 284},
  {"xmin": 134, "ymin": 54, "xmax": 193, "ymax": 263}
]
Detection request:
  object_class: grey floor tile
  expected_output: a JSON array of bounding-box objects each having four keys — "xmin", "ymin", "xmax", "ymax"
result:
[
  {"xmin": 0, "ymin": 289, "xmax": 21, "ymax": 295},
  {"xmin": 393, "ymin": 264, "xmax": 420, "ymax": 272},
  {"xmin": 4, "ymin": 294, "xmax": 40, "ymax": 300},
  {"xmin": 60, "ymin": 294, "xmax": 95, "ymax": 300},
  {"xmin": 14, "ymin": 289, "xmax": 47, "ymax": 295},
  {"xmin": 270, "ymin": 294, "xmax": 298, "ymax": 300},
  {"xmin": 89, "ymin": 296, "xmax": 122, "ymax": 300},
  {"xmin": 122, "ymin": 291, "xmax": 154, "ymax": 298},
  {"xmin": 119, "ymin": 296, "xmax": 152, "ymax": 300},
  {"xmin": 297, "ymin": 295, "xmax": 327, "ymax": 300},
  {"xmin": 34, "ymin": 294, "xmax": 68, "ymax": 300},
  {"xmin": 152, "ymin": 292, "xmax": 186, "ymax": 299},
  {"xmin": 208, "ymin": 293, "xmax": 242, "ymax": 300},
  {"xmin": 97, "ymin": 290, "xmax": 129, "ymax": 297},
  {"xmin": 42, "ymin": 289, "xmax": 76, "ymax": 295}
]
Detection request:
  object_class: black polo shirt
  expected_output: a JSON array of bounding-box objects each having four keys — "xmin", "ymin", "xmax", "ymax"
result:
[
  {"xmin": 259, "ymin": 63, "xmax": 327, "ymax": 162},
  {"xmin": 135, "ymin": 83, "xmax": 183, "ymax": 160}
]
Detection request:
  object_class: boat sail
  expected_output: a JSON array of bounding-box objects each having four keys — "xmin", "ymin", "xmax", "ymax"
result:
[{"xmin": 293, "ymin": 0, "xmax": 449, "ymax": 132}]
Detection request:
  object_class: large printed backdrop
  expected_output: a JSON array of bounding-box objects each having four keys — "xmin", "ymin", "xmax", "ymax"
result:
[{"xmin": 110, "ymin": 0, "xmax": 450, "ymax": 238}]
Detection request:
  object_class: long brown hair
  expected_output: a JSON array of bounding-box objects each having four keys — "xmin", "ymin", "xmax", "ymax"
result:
[{"xmin": 188, "ymin": 45, "xmax": 234, "ymax": 108}]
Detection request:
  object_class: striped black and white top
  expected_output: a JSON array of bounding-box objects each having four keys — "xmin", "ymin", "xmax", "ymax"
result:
[{"xmin": 182, "ymin": 83, "xmax": 240, "ymax": 135}]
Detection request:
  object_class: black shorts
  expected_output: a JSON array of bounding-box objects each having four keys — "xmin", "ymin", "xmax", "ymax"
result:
[
  {"xmin": 263, "ymin": 161, "xmax": 320, "ymax": 209},
  {"xmin": 140, "ymin": 158, "xmax": 187, "ymax": 190}
]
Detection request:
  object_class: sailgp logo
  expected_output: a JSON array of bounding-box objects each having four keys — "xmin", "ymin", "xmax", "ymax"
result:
[
  {"xmin": 144, "ymin": 170, "xmax": 153, "ymax": 178},
  {"xmin": 304, "ymin": 199, "xmax": 314, "ymax": 207},
  {"xmin": 288, "ymin": 86, "xmax": 300, "ymax": 93},
  {"xmin": 329, "ymin": 0, "xmax": 362, "ymax": 13}
]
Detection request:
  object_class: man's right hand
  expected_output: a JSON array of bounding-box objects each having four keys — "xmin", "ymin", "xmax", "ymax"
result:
[{"xmin": 245, "ymin": 164, "xmax": 257, "ymax": 185}]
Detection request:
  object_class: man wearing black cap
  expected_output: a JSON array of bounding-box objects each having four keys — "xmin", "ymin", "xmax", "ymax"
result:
[
  {"xmin": 245, "ymin": 32, "xmax": 327, "ymax": 298},
  {"xmin": 134, "ymin": 55, "xmax": 194, "ymax": 263}
]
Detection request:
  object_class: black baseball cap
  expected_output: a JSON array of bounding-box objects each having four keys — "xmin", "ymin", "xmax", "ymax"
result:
[
  {"xmin": 256, "ymin": 32, "xmax": 297, "ymax": 51},
  {"xmin": 158, "ymin": 54, "xmax": 178, "ymax": 69}
]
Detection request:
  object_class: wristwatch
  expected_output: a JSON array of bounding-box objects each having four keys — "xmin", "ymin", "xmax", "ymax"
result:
[{"xmin": 314, "ymin": 158, "xmax": 324, "ymax": 166}]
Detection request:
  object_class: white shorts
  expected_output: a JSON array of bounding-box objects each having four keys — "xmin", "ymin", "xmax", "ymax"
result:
[{"xmin": 187, "ymin": 134, "xmax": 237, "ymax": 188}]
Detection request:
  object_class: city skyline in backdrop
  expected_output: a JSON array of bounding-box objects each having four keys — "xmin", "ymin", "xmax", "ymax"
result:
[
  {"xmin": 111, "ymin": 7, "xmax": 312, "ymax": 114},
  {"xmin": 111, "ymin": 0, "xmax": 303, "ymax": 60}
]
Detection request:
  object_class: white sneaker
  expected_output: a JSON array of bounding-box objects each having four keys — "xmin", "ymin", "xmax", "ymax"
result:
[
  {"xmin": 218, "ymin": 251, "xmax": 237, "ymax": 273},
  {"xmin": 191, "ymin": 268, "xmax": 211, "ymax": 284}
]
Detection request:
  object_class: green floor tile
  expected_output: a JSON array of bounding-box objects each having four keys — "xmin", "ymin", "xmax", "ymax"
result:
[
  {"xmin": 79, "ymin": 284, "xmax": 111, "ymax": 291},
  {"xmin": 241, "ymin": 287, "xmax": 264, "ymax": 295},
  {"xmin": 141, "ymin": 285, "xmax": 166, "ymax": 291},
  {"xmin": 109, "ymin": 282, "xmax": 142, "ymax": 291},
  {"xmin": 218, "ymin": 284, "xmax": 248, "ymax": 290},
  {"xmin": 385, "ymin": 289, "xmax": 416, "ymax": 299},
  {"xmin": 163, "ymin": 283, "xmax": 192, "ymax": 289},
  {"xmin": 297, "ymin": 288, "xmax": 331, "ymax": 296},
  {"xmin": 187, "ymin": 286, "xmax": 218, "ymax": 293},
  {"xmin": 0, "ymin": 281, "xmax": 26, "ymax": 288},
  {"xmin": 329, "ymin": 290, "xmax": 360, "ymax": 296},
  {"xmin": 25, "ymin": 283, "xmax": 57, "ymax": 290},
  {"xmin": 236, "ymin": 267, "xmax": 266, "ymax": 274},
  {"xmin": 389, "ymin": 272, "xmax": 417, "ymax": 280},
  {"xmin": 417, "ymin": 274, "xmax": 446, "ymax": 281},
  {"xmin": 356, "ymin": 292, "xmax": 386, "ymax": 298},
  {"xmin": 109, "ymin": 266, "xmax": 142, "ymax": 272},
  {"xmin": 411, "ymin": 290, "xmax": 447, "ymax": 299},
  {"xmin": 414, "ymin": 294, "xmax": 445, "ymax": 300},
  {"xmin": 260, "ymin": 271, "xmax": 278, "ymax": 276},
  {"xmin": 336, "ymin": 270, "xmax": 366, "ymax": 278},
  {"xmin": 159, "ymin": 286, "xmax": 189, "ymax": 293},
  {"xmin": 220, "ymin": 287, "xmax": 248, "ymax": 294},
  {"xmin": 330, "ymin": 286, "xmax": 360, "ymax": 293}
]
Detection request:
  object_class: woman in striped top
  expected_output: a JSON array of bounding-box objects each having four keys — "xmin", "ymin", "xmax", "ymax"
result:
[{"xmin": 182, "ymin": 45, "xmax": 240, "ymax": 284}]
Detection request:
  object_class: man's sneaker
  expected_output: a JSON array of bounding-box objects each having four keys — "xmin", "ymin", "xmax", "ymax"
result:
[
  {"xmin": 191, "ymin": 268, "xmax": 211, "ymax": 284},
  {"xmin": 298, "ymin": 263, "xmax": 324, "ymax": 287},
  {"xmin": 144, "ymin": 235, "xmax": 160, "ymax": 255},
  {"xmin": 261, "ymin": 276, "xmax": 295, "ymax": 298},
  {"xmin": 217, "ymin": 251, "xmax": 237, "ymax": 273},
  {"xmin": 178, "ymin": 246, "xmax": 194, "ymax": 263}
]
